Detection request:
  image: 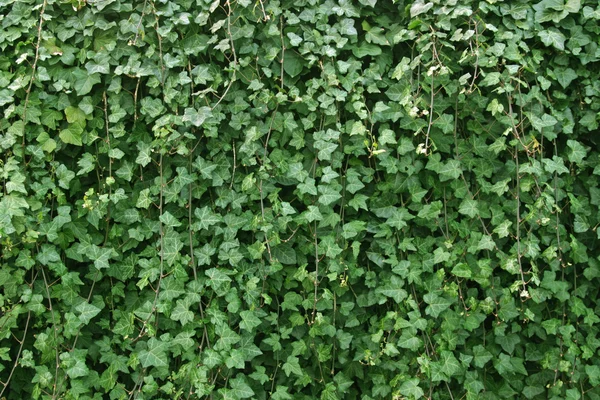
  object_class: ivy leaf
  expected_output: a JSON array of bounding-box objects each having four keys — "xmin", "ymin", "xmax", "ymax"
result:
[
  {"xmin": 171, "ymin": 300, "xmax": 194, "ymax": 326},
  {"xmin": 87, "ymin": 245, "xmax": 113, "ymax": 270},
  {"xmin": 472, "ymin": 345, "xmax": 493, "ymax": 367},
  {"xmin": 438, "ymin": 159, "xmax": 462, "ymax": 181},
  {"xmin": 159, "ymin": 211, "xmax": 182, "ymax": 227},
  {"xmin": 136, "ymin": 142, "xmax": 153, "ymax": 167},
  {"xmin": 529, "ymin": 113, "xmax": 557, "ymax": 132},
  {"xmin": 136, "ymin": 188, "xmax": 152, "ymax": 209},
  {"xmin": 538, "ymin": 28, "xmax": 566, "ymax": 50},
  {"xmin": 440, "ymin": 351, "xmax": 461, "ymax": 377},
  {"xmin": 272, "ymin": 244, "xmax": 297, "ymax": 265},
  {"xmin": 283, "ymin": 355, "xmax": 303, "ymax": 377},
  {"xmin": 138, "ymin": 338, "xmax": 168, "ymax": 368},
  {"xmin": 77, "ymin": 153, "xmax": 96, "ymax": 175},
  {"xmin": 215, "ymin": 323, "xmax": 241, "ymax": 351},
  {"xmin": 542, "ymin": 156, "xmax": 569, "ymax": 174},
  {"xmin": 304, "ymin": 205, "xmax": 323, "ymax": 222},
  {"xmin": 229, "ymin": 377, "xmax": 255, "ymax": 399},
  {"xmin": 399, "ymin": 378, "xmax": 424, "ymax": 398},
  {"xmin": 410, "ymin": 0, "xmax": 433, "ymax": 17},
  {"xmin": 566, "ymin": 139, "xmax": 587, "ymax": 164},
  {"xmin": 183, "ymin": 106, "xmax": 212, "ymax": 126},
  {"xmin": 59, "ymin": 127, "xmax": 83, "ymax": 146},
  {"xmin": 205, "ymin": 268, "xmax": 232, "ymax": 293},
  {"xmin": 424, "ymin": 293, "xmax": 453, "ymax": 317},
  {"xmin": 239, "ymin": 310, "xmax": 262, "ymax": 332},
  {"xmin": 315, "ymin": 140, "xmax": 338, "ymax": 161},
  {"xmin": 398, "ymin": 332, "xmax": 422, "ymax": 351},
  {"xmin": 194, "ymin": 206, "xmax": 222, "ymax": 230},
  {"xmin": 553, "ymin": 67, "xmax": 577, "ymax": 88},
  {"xmin": 377, "ymin": 276, "xmax": 408, "ymax": 303},
  {"xmin": 72, "ymin": 69, "xmax": 101, "ymax": 96},
  {"xmin": 318, "ymin": 185, "xmax": 342, "ymax": 206},
  {"xmin": 458, "ymin": 199, "xmax": 479, "ymax": 219},
  {"xmin": 283, "ymin": 51, "xmax": 304, "ymax": 78},
  {"xmin": 75, "ymin": 302, "xmax": 101, "ymax": 324}
]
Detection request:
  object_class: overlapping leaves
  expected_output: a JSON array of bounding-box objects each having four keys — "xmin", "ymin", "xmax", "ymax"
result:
[{"xmin": 1, "ymin": 0, "xmax": 600, "ymax": 399}]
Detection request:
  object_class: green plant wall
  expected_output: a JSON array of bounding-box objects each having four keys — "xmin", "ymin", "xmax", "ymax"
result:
[{"xmin": 1, "ymin": 0, "xmax": 600, "ymax": 398}]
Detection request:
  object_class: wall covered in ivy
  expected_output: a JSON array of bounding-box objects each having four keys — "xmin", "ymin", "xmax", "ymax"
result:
[{"xmin": 1, "ymin": 0, "xmax": 600, "ymax": 398}]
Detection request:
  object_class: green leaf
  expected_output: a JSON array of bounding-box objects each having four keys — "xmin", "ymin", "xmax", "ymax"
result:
[
  {"xmin": 318, "ymin": 185, "xmax": 342, "ymax": 206},
  {"xmin": 352, "ymin": 42, "xmax": 382, "ymax": 58},
  {"xmin": 410, "ymin": 0, "xmax": 433, "ymax": 17},
  {"xmin": 398, "ymin": 332, "xmax": 423, "ymax": 351},
  {"xmin": 72, "ymin": 69, "xmax": 102, "ymax": 96},
  {"xmin": 538, "ymin": 28, "xmax": 566, "ymax": 50},
  {"xmin": 205, "ymin": 268, "xmax": 232, "ymax": 288},
  {"xmin": 159, "ymin": 211, "xmax": 182, "ymax": 227},
  {"xmin": 138, "ymin": 338, "xmax": 168, "ymax": 368},
  {"xmin": 136, "ymin": 188, "xmax": 152, "ymax": 209},
  {"xmin": 438, "ymin": 159, "xmax": 462, "ymax": 181},
  {"xmin": 136, "ymin": 142, "xmax": 153, "ymax": 167},
  {"xmin": 229, "ymin": 377, "xmax": 255, "ymax": 399},
  {"xmin": 315, "ymin": 141, "xmax": 338, "ymax": 161},
  {"xmin": 377, "ymin": 275, "xmax": 408, "ymax": 303},
  {"xmin": 283, "ymin": 51, "xmax": 304, "ymax": 77},
  {"xmin": 440, "ymin": 351, "xmax": 461, "ymax": 377},
  {"xmin": 59, "ymin": 127, "xmax": 83, "ymax": 146},
  {"xmin": 282, "ymin": 355, "xmax": 303, "ymax": 377},
  {"xmin": 458, "ymin": 199, "xmax": 479, "ymax": 219},
  {"xmin": 424, "ymin": 293, "xmax": 453, "ymax": 317},
  {"xmin": 183, "ymin": 106, "xmax": 212, "ymax": 127},
  {"xmin": 452, "ymin": 263, "xmax": 472, "ymax": 278},
  {"xmin": 215, "ymin": 323, "xmax": 241, "ymax": 351},
  {"xmin": 566, "ymin": 139, "xmax": 587, "ymax": 164},
  {"xmin": 399, "ymin": 378, "xmax": 424, "ymax": 398},
  {"xmin": 554, "ymin": 67, "xmax": 578, "ymax": 88},
  {"xmin": 75, "ymin": 302, "xmax": 101, "ymax": 324},
  {"xmin": 171, "ymin": 300, "xmax": 194, "ymax": 326},
  {"xmin": 64, "ymin": 106, "xmax": 86, "ymax": 124},
  {"xmin": 239, "ymin": 310, "xmax": 262, "ymax": 332},
  {"xmin": 542, "ymin": 156, "xmax": 569, "ymax": 174},
  {"xmin": 194, "ymin": 206, "xmax": 222, "ymax": 230},
  {"xmin": 529, "ymin": 113, "xmax": 557, "ymax": 132},
  {"xmin": 480, "ymin": 72, "xmax": 501, "ymax": 87},
  {"xmin": 472, "ymin": 345, "xmax": 493, "ymax": 367},
  {"xmin": 272, "ymin": 244, "xmax": 297, "ymax": 265}
]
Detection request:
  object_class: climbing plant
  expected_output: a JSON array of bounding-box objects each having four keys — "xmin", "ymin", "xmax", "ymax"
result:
[{"xmin": 1, "ymin": 0, "xmax": 600, "ymax": 398}]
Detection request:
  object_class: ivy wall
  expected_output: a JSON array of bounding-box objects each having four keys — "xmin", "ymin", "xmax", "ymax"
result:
[{"xmin": 1, "ymin": 0, "xmax": 600, "ymax": 399}]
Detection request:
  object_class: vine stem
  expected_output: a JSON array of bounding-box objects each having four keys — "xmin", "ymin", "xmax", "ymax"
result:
[
  {"xmin": 21, "ymin": 0, "xmax": 48, "ymax": 172},
  {"xmin": 152, "ymin": 151, "xmax": 165, "ymax": 326},
  {"xmin": 279, "ymin": 15, "xmax": 285, "ymax": 89},
  {"xmin": 103, "ymin": 91, "xmax": 112, "ymax": 243},
  {"xmin": 40, "ymin": 265, "xmax": 60, "ymax": 399},
  {"xmin": 506, "ymin": 95, "xmax": 527, "ymax": 294},
  {"xmin": 259, "ymin": 180, "xmax": 272, "ymax": 262},
  {"xmin": 64, "ymin": 91, "xmax": 114, "ymax": 362},
  {"xmin": 552, "ymin": 139, "xmax": 566, "ymax": 386},
  {"xmin": 212, "ymin": 0, "xmax": 237, "ymax": 110},
  {"xmin": 424, "ymin": 72, "xmax": 434, "ymax": 156},
  {"xmin": 0, "ymin": 311, "xmax": 31, "ymax": 399},
  {"xmin": 311, "ymin": 220, "xmax": 319, "ymax": 324},
  {"xmin": 188, "ymin": 144, "xmax": 210, "ymax": 350}
]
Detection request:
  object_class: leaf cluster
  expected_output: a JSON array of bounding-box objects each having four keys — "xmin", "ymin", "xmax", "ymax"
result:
[{"xmin": 1, "ymin": 0, "xmax": 600, "ymax": 399}]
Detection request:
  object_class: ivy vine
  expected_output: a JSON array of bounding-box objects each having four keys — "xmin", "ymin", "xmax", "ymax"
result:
[{"xmin": 1, "ymin": 0, "xmax": 600, "ymax": 399}]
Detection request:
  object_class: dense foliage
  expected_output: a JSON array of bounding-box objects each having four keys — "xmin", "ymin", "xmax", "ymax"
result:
[{"xmin": 1, "ymin": 0, "xmax": 600, "ymax": 398}]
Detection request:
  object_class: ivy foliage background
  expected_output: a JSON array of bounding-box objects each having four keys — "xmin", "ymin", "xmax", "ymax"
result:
[{"xmin": 1, "ymin": 0, "xmax": 600, "ymax": 398}]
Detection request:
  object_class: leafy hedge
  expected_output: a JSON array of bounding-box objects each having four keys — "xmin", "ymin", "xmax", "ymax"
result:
[{"xmin": 1, "ymin": 0, "xmax": 600, "ymax": 398}]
